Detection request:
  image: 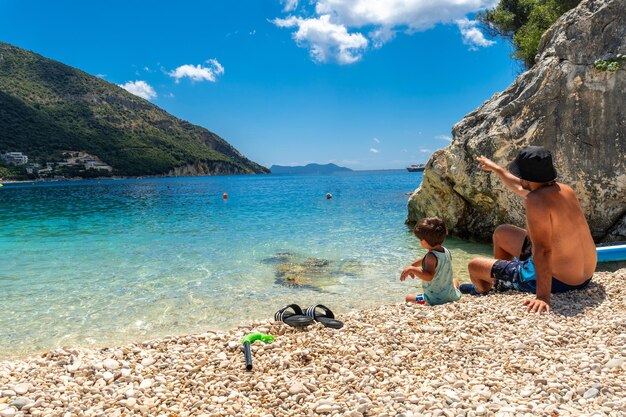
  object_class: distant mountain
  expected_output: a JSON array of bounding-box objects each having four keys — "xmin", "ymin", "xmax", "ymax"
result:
[
  {"xmin": 270, "ymin": 163, "xmax": 353, "ymax": 174},
  {"xmin": 0, "ymin": 42, "xmax": 268, "ymax": 178}
]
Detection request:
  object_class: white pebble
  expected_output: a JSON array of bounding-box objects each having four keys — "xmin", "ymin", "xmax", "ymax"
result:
[
  {"xmin": 289, "ymin": 382, "xmax": 305, "ymax": 395},
  {"xmin": 0, "ymin": 408, "xmax": 16, "ymax": 417},
  {"xmin": 103, "ymin": 359, "xmax": 120, "ymax": 370},
  {"xmin": 604, "ymin": 358, "xmax": 624, "ymax": 369},
  {"xmin": 315, "ymin": 404, "xmax": 335, "ymax": 414},
  {"xmin": 141, "ymin": 357, "xmax": 156, "ymax": 366},
  {"xmin": 583, "ymin": 388, "xmax": 599, "ymax": 399}
]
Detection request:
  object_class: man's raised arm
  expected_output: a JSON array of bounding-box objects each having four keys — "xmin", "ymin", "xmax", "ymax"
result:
[{"xmin": 476, "ymin": 156, "xmax": 529, "ymax": 197}]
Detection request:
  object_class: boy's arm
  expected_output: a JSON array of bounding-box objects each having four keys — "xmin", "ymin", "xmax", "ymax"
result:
[
  {"xmin": 476, "ymin": 156, "xmax": 529, "ymax": 197},
  {"xmin": 400, "ymin": 253, "xmax": 437, "ymax": 282},
  {"xmin": 411, "ymin": 257, "xmax": 423, "ymax": 267}
]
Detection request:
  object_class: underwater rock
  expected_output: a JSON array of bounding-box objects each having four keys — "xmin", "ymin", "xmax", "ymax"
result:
[{"xmin": 263, "ymin": 252, "xmax": 362, "ymax": 291}]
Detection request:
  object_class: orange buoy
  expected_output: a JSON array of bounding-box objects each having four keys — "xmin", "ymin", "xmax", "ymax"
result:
[{"xmin": 223, "ymin": 193, "xmax": 228, "ymax": 199}]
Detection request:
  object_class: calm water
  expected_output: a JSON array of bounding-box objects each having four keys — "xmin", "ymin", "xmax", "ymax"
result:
[{"xmin": 0, "ymin": 171, "xmax": 491, "ymax": 359}]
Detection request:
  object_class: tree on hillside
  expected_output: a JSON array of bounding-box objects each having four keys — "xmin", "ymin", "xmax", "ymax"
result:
[{"xmin": 479, "ymin": 0, "xmax": 581, "ymax": 68}]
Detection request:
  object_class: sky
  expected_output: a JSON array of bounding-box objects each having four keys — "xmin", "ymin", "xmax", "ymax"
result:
[{"xmin": 0, "ymin": 0, "xmax": 519, "ymax": 170}]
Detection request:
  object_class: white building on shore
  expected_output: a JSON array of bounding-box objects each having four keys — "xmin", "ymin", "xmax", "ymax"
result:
[
  {"xmin": 1, "ymin": 152, "xmax": 28, "ymax": 166},
  {"xmin": 25, "ymin": 163, "xmax": 41, "ymax": 174},
  {"xmin": 83, "ymin": 157, "xmax": 113, "ymax": 172}
]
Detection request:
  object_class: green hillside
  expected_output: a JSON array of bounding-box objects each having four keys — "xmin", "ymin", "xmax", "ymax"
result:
[{"xmin": 0, "ymin": 42, "xmax": 268, "ymax": 179}]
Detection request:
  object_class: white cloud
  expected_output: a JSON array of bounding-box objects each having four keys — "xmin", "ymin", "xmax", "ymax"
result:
[
  {"xmin": 96, "ymin": 73, "xmax": 106, "ymax": 79},
  {"xmin": 274, "ymin": 0, "xmax": 498, "ymax": 63},
  {"xmin": 436, "ymin": 134, "xmax": 452, "ymax": 142},
  {"xmin": 373, "ymin": 137, "xmax": 380, "ymax": 143},
  {"xmin": 314, "ymin": 0, "xmax": 493, "ymax": 30},
  {"xmin": 370, "ymin": 148, "xmax": 379, "ymax": 153},
  {"xmin": 369, "ymin": 26, "xmax": 396, "ymax": 48},
  {"xmin": 273, "ymin": 15, "xmax": 368, "ymax": 64},
  {"xmin": 456, "ymin": 18, "xmax": 495, "ymax": 50},
  {"xmin": 118, "ymin": 80, "xmax": 157, "ymax": 100},
  {"xmin": 169, "ymin": 59, "xmax": 225, "ymax": 83},
  {"xmin": 420, "ymin": 148, "xmax": 432, "ymax": 153},
  {"xmin": 282, "ymin": 0, "xmax": 299, "ymax": 11}
]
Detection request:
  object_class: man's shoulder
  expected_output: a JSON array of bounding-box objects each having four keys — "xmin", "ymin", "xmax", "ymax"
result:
[
  {"xmin": 525, "ymin": 188, "xmax": 551, "ymax": 206},
  {"xmin": 528, "ymin": 182, "xmax": 573, "ymax": 202},
  {"xmin": 556, "ymin": 182, "xmax": 575, "ymax": 193}
]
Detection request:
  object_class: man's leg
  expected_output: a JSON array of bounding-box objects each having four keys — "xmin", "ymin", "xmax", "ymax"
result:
[
  {"xmin": 467, "ymin": 257, "xmax": 498, "ymax": 293},
  {"xmin": 493, "ymin": 224, "xmax": 527, "ymax": 260}
]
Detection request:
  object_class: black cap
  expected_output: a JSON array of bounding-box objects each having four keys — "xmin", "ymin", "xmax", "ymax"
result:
[{"xmin": 507, "ymin": 146, "xmax": 557, "ymax": 183}]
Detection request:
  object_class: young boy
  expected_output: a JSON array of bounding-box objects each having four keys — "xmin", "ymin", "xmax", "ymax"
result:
[{"xmin": 400, "ymin": 216, "xmax": 461, "ymax": 306}]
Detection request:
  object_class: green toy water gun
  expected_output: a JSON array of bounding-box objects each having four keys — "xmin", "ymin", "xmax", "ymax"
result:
[{"xmin": 242, "ymin": 332, "xmax": 275, "ymax": 371}]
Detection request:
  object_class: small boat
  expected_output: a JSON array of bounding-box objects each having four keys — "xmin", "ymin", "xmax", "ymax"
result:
[{"xmin": 406, "ymin": 164, "xmax": 425, "ymax": 172}]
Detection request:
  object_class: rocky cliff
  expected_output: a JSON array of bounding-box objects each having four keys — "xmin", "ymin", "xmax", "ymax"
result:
[
  {"xmin": 166, "ymin": 161, "xmax": 252, "ymax": 177},
  {"xmin": 407, "ymin": 0, "xmax": 626, "ymax": 243}
]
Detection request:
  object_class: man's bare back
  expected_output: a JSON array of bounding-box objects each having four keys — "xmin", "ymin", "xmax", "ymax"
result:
[
  {"xmin": 525, "ymin": 182, "xmax": 596, "ymax": 285},
  {"xmin": 466, "ymin": 146, "xmax": 598, "ymax": 313}
]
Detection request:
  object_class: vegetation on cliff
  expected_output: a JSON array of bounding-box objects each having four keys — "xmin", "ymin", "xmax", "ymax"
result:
[
  {"xmin": 480, "ymin": 0, "xmax": 582, "ymax": 68},
  {"xmin": 0, "ymin": 42, "xmax": 268, "ymax": 178}
]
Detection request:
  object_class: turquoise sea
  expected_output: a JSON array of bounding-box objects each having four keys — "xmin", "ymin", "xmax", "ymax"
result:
[{"xmin": 0, "ymin": 171, "xmax": 491, "ymax": 359}]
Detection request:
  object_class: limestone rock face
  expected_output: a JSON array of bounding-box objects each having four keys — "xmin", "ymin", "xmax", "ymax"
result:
[
  {"xmin": 408, "ymin": 0, "xmax": 626, "ymax": 243},
  {"xmin": 166, "ymin": 161, "xmax": 250, "ymax": 177}
]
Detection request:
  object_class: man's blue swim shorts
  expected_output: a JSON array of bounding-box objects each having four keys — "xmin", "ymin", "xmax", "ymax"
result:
[{"xmin": 491, "ymin": 257, "xmax": 591, "ymax": 294}]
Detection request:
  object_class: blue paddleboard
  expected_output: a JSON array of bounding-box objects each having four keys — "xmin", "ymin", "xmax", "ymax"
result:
[{"xmin": 597, "ymin": 244, "xmax": 626, "ymax": 262}]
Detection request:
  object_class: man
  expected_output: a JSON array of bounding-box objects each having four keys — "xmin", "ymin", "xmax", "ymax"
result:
[{"xmin": 465, "ymin": 146, "xmax": 597, "ymax": 313}]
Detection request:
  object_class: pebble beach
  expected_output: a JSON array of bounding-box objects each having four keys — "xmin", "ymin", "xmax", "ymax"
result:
[{"xmin": 1, "ymin": 268, "xmax": 624, "ymax": 417}]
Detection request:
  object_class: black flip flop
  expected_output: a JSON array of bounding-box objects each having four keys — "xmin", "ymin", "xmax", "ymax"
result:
[
  {"xmin": 274, "ymin": 304, "xmax": 314, "ymax": 328},
  {"xmin": 305, "ymin": 304, "xmax": 344, "ymax": 329}
]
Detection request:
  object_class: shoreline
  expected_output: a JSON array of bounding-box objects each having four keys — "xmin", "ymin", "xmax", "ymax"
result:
[
  {"xmin": 0, "ymin": 168, "xmax": 416, "ymax": 185},
  {"xmin": 0, "ymin": 176, "xmax": 127, "ymax": 185},
  {"xmin": 1, "ymin": 268, "xmax": 624, "ymax": 416}
]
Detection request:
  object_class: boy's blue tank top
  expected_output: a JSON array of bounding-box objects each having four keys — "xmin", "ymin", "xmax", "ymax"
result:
[{"xmin": 423, "ymin": 248, "xmax": 461, "ymax": 306}]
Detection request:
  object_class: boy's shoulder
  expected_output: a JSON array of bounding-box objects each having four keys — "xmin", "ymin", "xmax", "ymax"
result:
[
  {"xmin": 431, "ymin": 246, "xmax": 452, "ymax": 260},
  {"xmin": 429, "ymin": 246, "xmax": 448, "ymax": 254}
]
